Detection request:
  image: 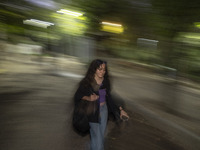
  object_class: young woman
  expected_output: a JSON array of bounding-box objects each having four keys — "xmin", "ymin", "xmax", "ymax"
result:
[{"xmin": 74, "ymin": 59, "xmax": 129, "ymax": 150}]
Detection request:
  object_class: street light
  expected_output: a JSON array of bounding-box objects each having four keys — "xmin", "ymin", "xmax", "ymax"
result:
[
  {"xmin": 101, "ymin": 21, "xmax": 122, "ymax": 27},
  {"xmin": 56, "ymin": 9, "xmax": 83, "ymax": 17},
  {"xmin": 101, "ymin": 21, "xmax": 124, "ymax": 33},
  {"xmin": 23, "ymin": 19, "xmax": 54, "ymax": 28}
]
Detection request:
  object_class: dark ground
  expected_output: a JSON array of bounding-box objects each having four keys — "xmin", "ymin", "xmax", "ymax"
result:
[
  {"xmin": 0, "ymin": 73, "xmax": 185, "ymax": 150},
  {"xmin": 0, "ymin": 55, "xmax": 199, "ymax": 150}
]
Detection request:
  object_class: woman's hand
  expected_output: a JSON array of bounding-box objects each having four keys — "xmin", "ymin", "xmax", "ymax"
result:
[
  {"xmin": 119, "ymin": 107, "xmax": 129, "ymax": 121},
  {"xmin": 82, "ymin": 93, "xmax": 99, "ymax": 101},
  {"xmin": 89, "ymin": 93, "xmax": 99, "ymax": 101}
]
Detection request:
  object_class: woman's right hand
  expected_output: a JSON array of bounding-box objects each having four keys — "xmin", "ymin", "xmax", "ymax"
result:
[
  {"xmin": 89, "ymin": 93, "xmax": 99, "ymax": 101},
  {"xmin": 82, "ymin": 93, "xmax": 99, "ymax": 101}
]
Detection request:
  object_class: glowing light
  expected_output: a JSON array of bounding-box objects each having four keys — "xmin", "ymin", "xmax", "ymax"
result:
[
  {"xmin": 194, "ymin": 22, "xmax": 200, "ymax": 29},
  {"xmin": 101, "ymin": 21, "xmax": 123, "ymax": 33},
  {"xmin": 56, "ymin": 9, "xmax": 83, "ymax": 17},
  {"xmin": 101, "ymin": 22, "xmax": 122, "ymax": 27},
  {"xmin": 23, "ymin": 19, "xmax": 54, "ymax": 28}
]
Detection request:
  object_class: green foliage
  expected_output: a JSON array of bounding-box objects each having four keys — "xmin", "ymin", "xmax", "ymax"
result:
[
  {"xmin": 51, "ymin": 10, "xmax": 87, "ymax": 36},
  {"xmin": 72, "ymin": 0, "xmax": 133, "ymax": 32},
  {"xmin": 151, "ymin": 0, "xmax": 200, "ymax": 38},
  {"xmin": 102, "ymin": 39, "xmax": 159, "ymax": 64},
  {"xmin": 1, "ymin": 0, "xmax": 200, "ymax": 81},
  {"xmin": 0, "ymin": 9, "xmax": 25, "ymax": 18}
]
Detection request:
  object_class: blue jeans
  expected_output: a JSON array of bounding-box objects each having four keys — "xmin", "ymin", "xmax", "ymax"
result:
[{"xmin": 89, "ymin": 103, "xmax": 108, "ymax": 150}]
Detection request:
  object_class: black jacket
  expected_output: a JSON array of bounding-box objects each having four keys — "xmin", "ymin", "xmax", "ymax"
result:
[{"xmin": 74, "ymin": 78, "xmax": 120, "ymax": 123}]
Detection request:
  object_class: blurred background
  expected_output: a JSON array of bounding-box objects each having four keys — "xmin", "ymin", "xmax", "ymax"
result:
[
  {"xmin": 0, "ymin": 0, "xmax": 200, "ymax": 79},
  {"xmin": 0, "ymin": 0, "xmax": 200, "ymax": 150},
  {"xmin": 0, "ymin": 0, "xmax": 200, "ymax": 76}
]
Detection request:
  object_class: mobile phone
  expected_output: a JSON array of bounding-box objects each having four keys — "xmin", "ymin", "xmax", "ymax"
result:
[{"xmin": 121, "ymin": 115, "xmax": 129, "ymax": 121}]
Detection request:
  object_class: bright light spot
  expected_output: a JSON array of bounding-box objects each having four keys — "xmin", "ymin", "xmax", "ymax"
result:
[
  {"xmin": 57, "ymin": 9, "xmax": 83, "ymax": 17},
  {"xmin": 101, "ymin": 22, "xmax": 122, "ymax": 27},
  {"xmin": 101, "ymin": 21, "xmax": 123, "ymax": 33},
  {"xmin": 137, "ymin": 38, "xmax": 159, "ymax": 43},
  {"xmin": 194, "ymin": 22, "xmax": 200, "ymax": 29},
  {"xmin": 23, "ymin": 19, "xmax": 54, "ymax": 28}
]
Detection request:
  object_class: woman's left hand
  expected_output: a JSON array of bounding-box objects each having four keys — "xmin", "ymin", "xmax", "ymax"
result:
[{"xmin": 119, "ymin": 107, "xmax": 129, "ymax": 121}]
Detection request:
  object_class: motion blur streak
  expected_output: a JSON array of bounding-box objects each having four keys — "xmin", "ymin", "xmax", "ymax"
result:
[{"xmin": 0, "ymin": 0, "xmax": 200, "ymax": 150}]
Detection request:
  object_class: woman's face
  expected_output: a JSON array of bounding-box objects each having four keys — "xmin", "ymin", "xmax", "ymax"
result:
[{"xmin": 95, "ymin": 63, "xmax": 106, "ymax": 78}]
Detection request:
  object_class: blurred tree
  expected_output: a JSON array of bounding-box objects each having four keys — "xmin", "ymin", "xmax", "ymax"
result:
[
  {"xmin": 71, "ymin": 0, "xmax": 142, "ymax": 36},
  {"xmin": 151, "ymin": 0, "xmax": 200, "ymax": 67},
  {"xmin": 0, "ymin": 0, "xmax": 59, "ymax": 47},
  {"xmin": 0, "ymin": 1, "xmax": 27, "ymax": 40}
]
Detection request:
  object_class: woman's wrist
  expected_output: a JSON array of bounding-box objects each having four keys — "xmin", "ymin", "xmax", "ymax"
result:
[
  {"xmin": 82, "ymin": 96, "xmax": 90, "ymax": 101},
  {"xmin": 119, "ymin": 106, "xmax": 123, "ymax": 111}
]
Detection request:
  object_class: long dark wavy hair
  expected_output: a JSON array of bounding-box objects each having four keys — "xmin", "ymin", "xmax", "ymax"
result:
[{"xmin": 80, "ymin": 59, "xmax": 110, "ymax": 89}]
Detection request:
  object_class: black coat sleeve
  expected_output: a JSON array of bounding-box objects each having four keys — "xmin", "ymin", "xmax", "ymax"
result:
[
  {"xmin": 74, "ymin": 84, "xmax": 90, "ymax": 106},
  {"xmin": 106, "ymin": 92, "xmax": 121, "ymax": 121}
]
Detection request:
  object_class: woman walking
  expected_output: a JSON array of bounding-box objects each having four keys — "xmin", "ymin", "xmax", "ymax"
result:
[{"xmin": 74, "ymin": 59, "xmax": 129, "ymax": 150}]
